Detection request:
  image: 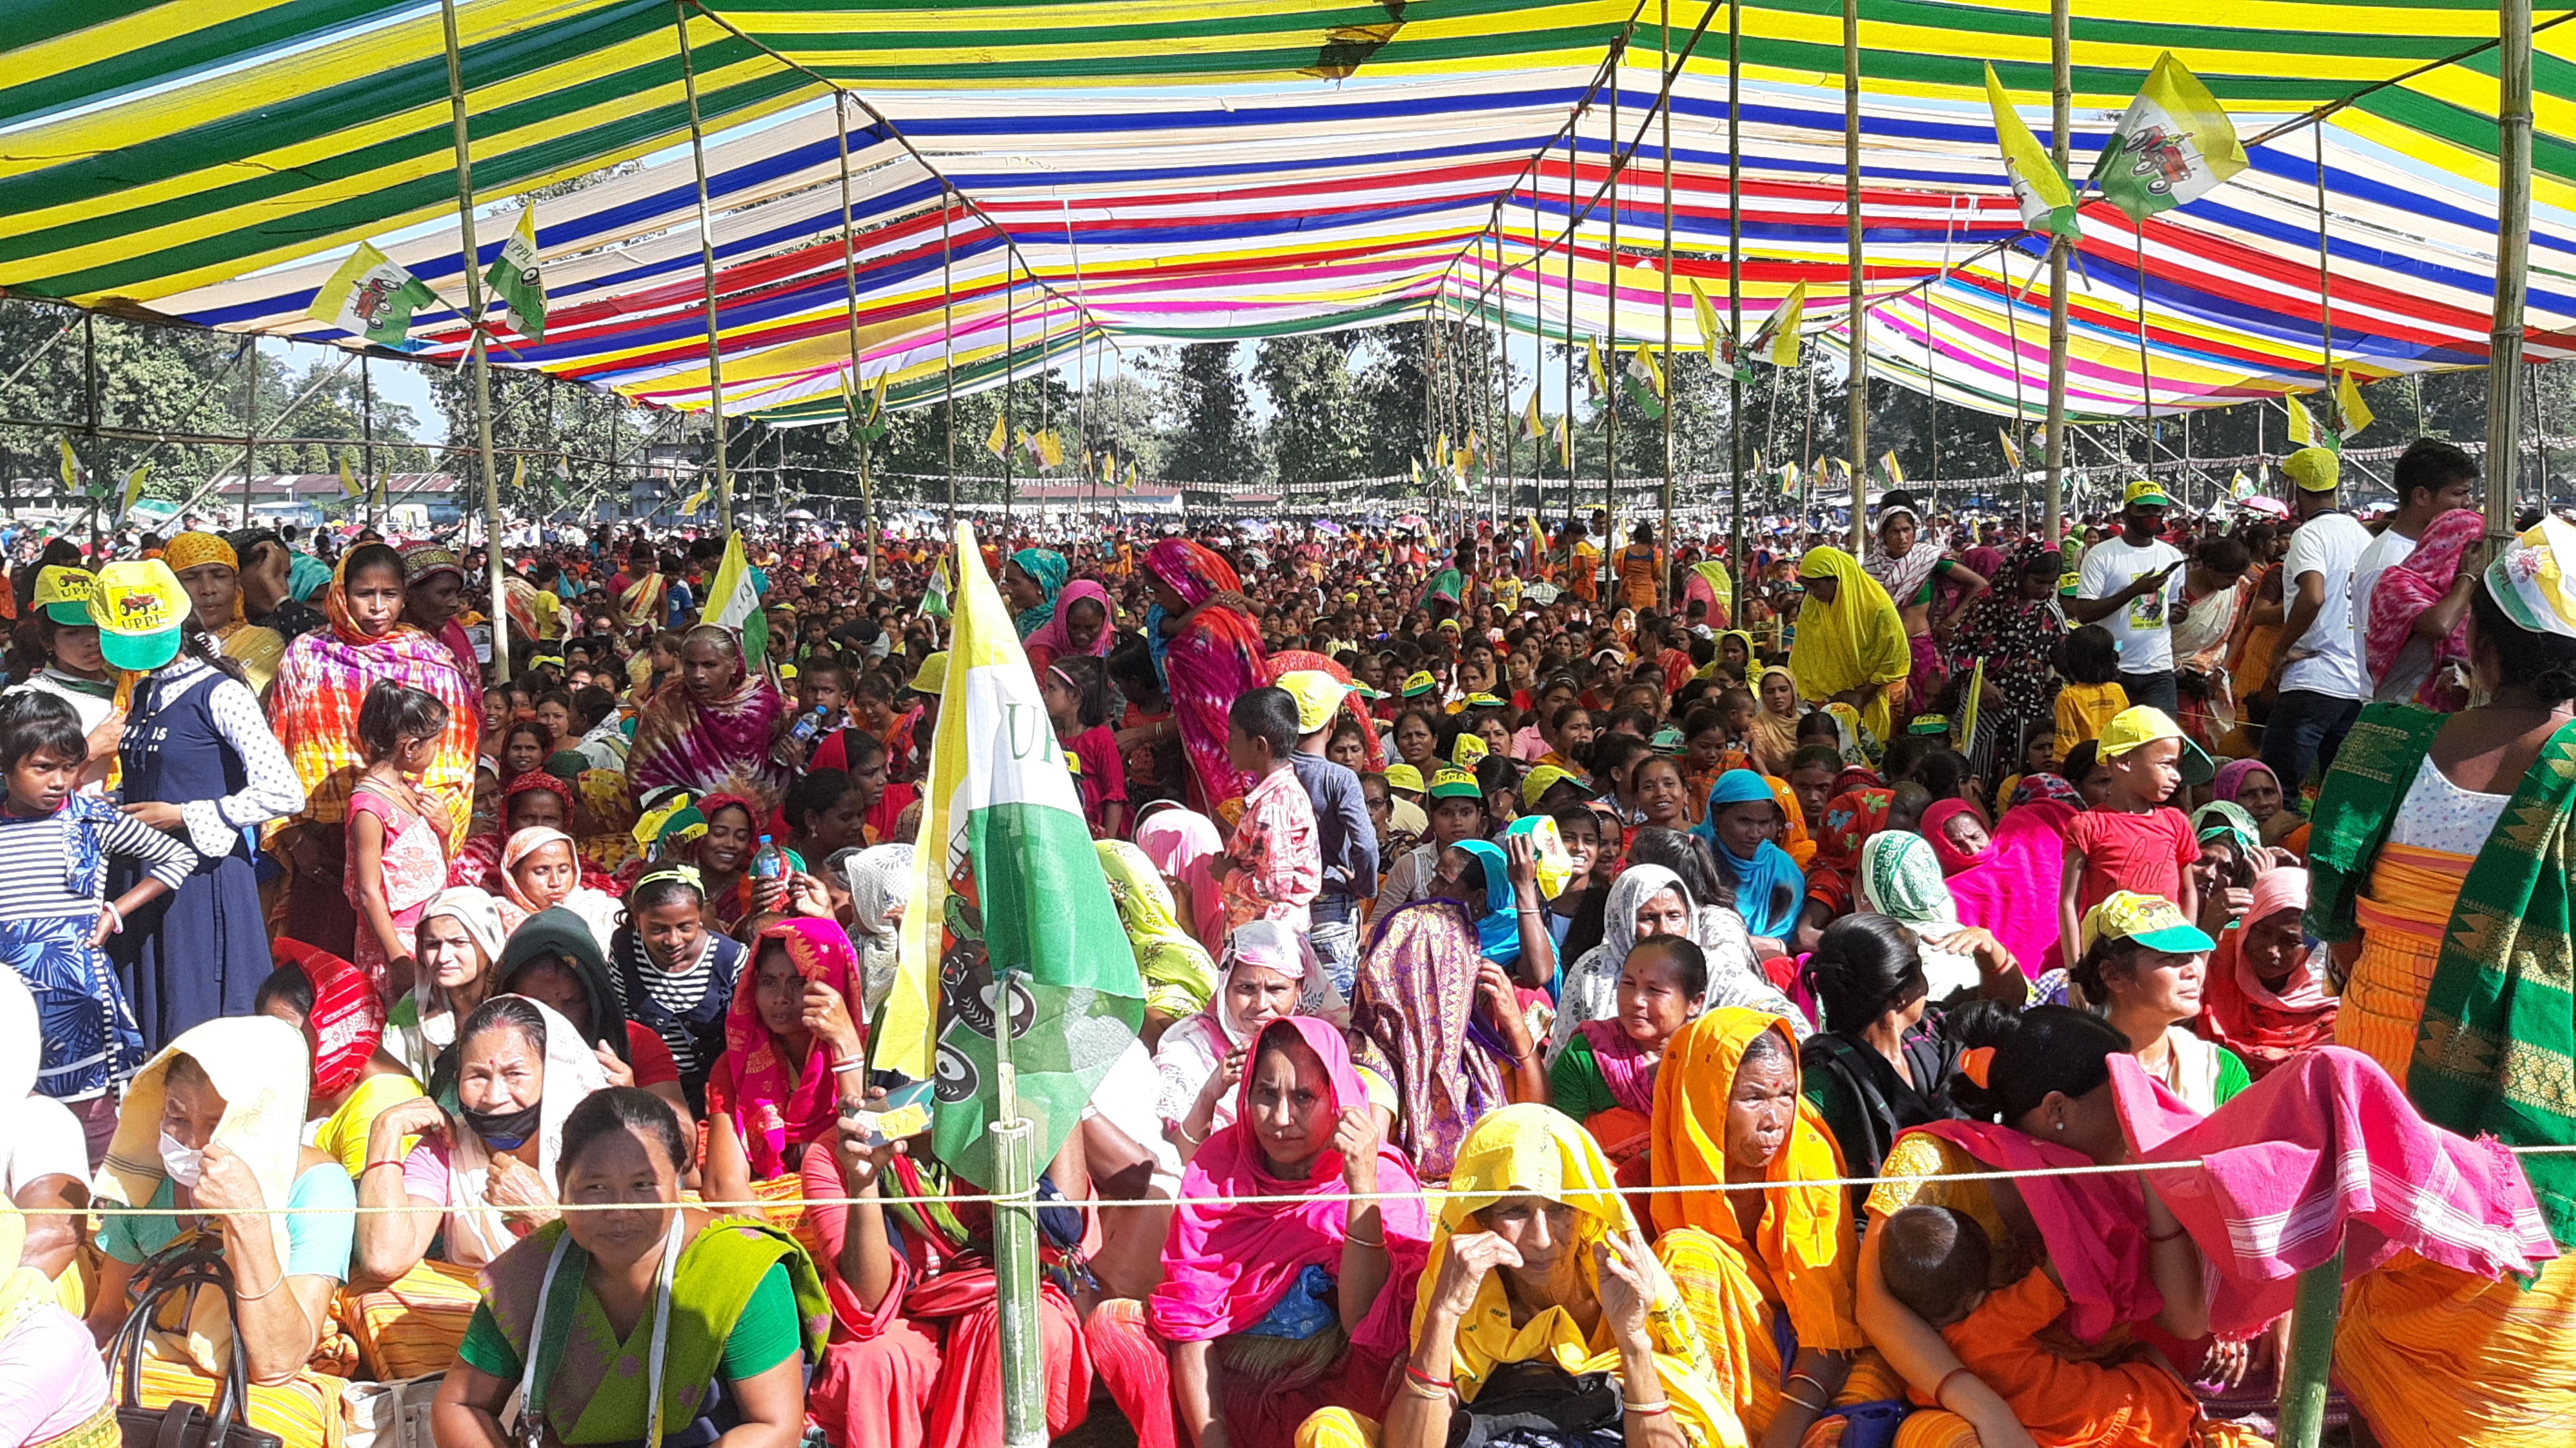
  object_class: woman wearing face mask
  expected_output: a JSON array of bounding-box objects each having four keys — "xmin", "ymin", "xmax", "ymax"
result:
[
  {"xmin": 386, "ymin": 887, "xmax": 507, "ymax": 1080},
  {"xmin": 349, "ymin": 993, "xmax": 610, "ymax": 1382},
  {"xmin": 269, "ymin": 544, "xmax": 481, "ymax": 956},
  {"xmin": 1856, "ymin": 1006, "xmax": 2209, "ymax": 1448},
  {"xmin": 431, "ymin": 1089, "xmax": 821, "ymax": 1448},
  {"xmin": 1797, "ymin": 915, "xmax": 1965, "ymax": 1211},
  {"xmin": 85, "ymin": 1018, "xmax": 356, "ymax": 1448},
  {"xmin": 1298, "ymin": 1104, "xmax": 1734, "ymax": 1448},
  {"xmin": 497, "ymin": 910, "xmax": 688, "ymax": 1130}
]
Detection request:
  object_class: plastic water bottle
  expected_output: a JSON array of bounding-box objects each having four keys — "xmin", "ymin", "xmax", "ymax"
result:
[
  {"xmin": 751, "ymin": 834, "xmax": 788, "ymax": 882},
  {"xmin": 790, "ymin": 706, "xmax": 828, "ymax": 744}
]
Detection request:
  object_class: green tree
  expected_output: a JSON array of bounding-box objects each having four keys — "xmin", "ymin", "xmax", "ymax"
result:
[
  {"xmin": 1160, "ymin": 342, "xmax": 1259, "ymax": 487},
  {"xmin": 1253, "ymin": 334, "xmax": 1369, "ymax": 486}
]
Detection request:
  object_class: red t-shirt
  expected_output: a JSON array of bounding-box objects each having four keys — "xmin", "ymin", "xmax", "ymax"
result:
[
  {"xmin": 625, "ymin": 1021, "xmax": 679, "ymax": 1088},
  {"xmin": 2063, "ymin": 806, "xmax": 2197, "ymax": 915}
]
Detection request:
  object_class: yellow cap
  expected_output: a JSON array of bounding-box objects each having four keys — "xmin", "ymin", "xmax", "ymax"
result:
[
  {"xmin": 32, "ymin": 565, "xmax": 97, "ymax": 626},
  {"xmin": 1401, "ymin": 671, "xmax": 1438, "ymax": 697},
  {"xmin": 2121, "ymin": 478, "xmax": 2172, "ymax": 510},
  {"xmin": 2283, "ymin": 446, "xmax": 2339, "ymax": 493},
  {"xmin": 1428, "ymin": 767, "xmax": 1482, "ymax": 800},
  {"xmin": 2095, "ymin": 704, "xmax": 2214, "ymax": 784},
  {"xmin": 907, "ymin": 652, "xmax": 950, "ymax": 694},
  {"xmin": 89, "ymin": 559, "xmax": 188, "ymax": 671},
  {"xmin": 1451, "ymin": 732, "xmax": 1489, "ymax": 768},
  {"xmin": 1383, "ymin": 764, "xmax": 1426, "ymax": 794},
  {"xmin": 1276, "ymin": 669, "xmax": 1351, "ymax": 734},
  {"xmin": 1521, "ymin": 763, "xmax": 1580, "ymax": 808},
  {"xmin": 2080, "ymin": 890, "xmax": 2216, "ymax": 956}
]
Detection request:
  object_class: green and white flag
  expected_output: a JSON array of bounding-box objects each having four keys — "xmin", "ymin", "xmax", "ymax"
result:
[
  {"xmin": 2090, "ymin": 52, "xmax": 2247, "ymax": 222},
  {"xmin": 704, "ymin": 529, "xmax": 768, "ymax": 670},
  {"xmin": 483, "ymin": 208, "xmax": 546, "ymax": 342},
  {"xmin": 921, "ymin": 553, "xmax": 953, "ymax": 620},
  {"xmin": 1623, "ymin": 348, "xmax": 1666, "ymax": 420},
  {"xmin": 882, "ymin": 523, "xmax": 1143, "ymax": 1186},
  {"xmin": 1984, "ymin": 63, "xmax": 2080, "ymax": 241},
  {"xmin": 309, "ymin": 242, "xmax": 438, "ymax": 347}
]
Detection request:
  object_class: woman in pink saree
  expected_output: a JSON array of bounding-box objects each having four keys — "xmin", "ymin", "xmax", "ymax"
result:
[
  {"xmin": 1944, "ymin": 796, "xmax": 2078, "ymax": 977},
  {"xmin": 1143, "ymin": 540, "xmax": 1268, "ymax": 822}
]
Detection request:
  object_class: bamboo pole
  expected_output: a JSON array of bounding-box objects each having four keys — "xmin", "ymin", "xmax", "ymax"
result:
[
  {"xmin": 1566, "ymin": 111, "xmax": 1579, "ymax": 548},
  {"xmin": 1606, "ymin": 41, "xmax": 1621, "ymax": 550},
  {"xmin": 2044, "ymin": 0, "xmax": 2070, "ymax": 548},
  {"xmin": 673, "ymin": 0, "xmax": 731, "ymax": 537},
  {"xmin": 1728, "ymin": 0, "xmax": 1745, "ymax": 613},
  {"xmin": 2314, "ymin": 125, "xmax": 2337, "ymax": 439},
  {"xmin": 2489, "ymin": 0, "xmax": 2532, "ymax": 542},
  {"xmin": 835, "ymin": 94, "xmax": 877, "ymax": 572},
  {"xmin": 1842, "ymin": 0, "xmax": 1868, "ymax": 552},
  {"xmin": 439, "ymin": 0, "xmax": 509, "ymax": 679},
  {"xmin": 362, "ymin": 353, "xmax": 377, "ymax": 532},
  {"xmin": 2276, "ymin": 1248, "xmax": 2345, "ymax": 1448},
  {"xmin": 944, "ymin": 191, "xmax": 958, "ymax": 528},
  {"xmin": 1658, "ymin": 0, "xmax": 1676, "ymax": 609},
  {"xmin": 987, "ymin": 961, "xmax": 1044, "ymax": 1448},
  {"xmin": 240, "ymin": 330, "xmax": 256, "ymax": 529}
]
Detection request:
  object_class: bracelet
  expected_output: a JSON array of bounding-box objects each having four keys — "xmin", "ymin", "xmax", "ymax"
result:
[
  {"xmin": 1404, "ymin": 1365, "xmax": 1455, "ymax": 1394},
  {"xmin": 1787, "ymin": 1371, "xmax": 1831, "ymax": 1398},
  {"xmin": 1932, "ymin": 1368, "xmax": 1976, "ymax": 1408},
  {"xmin": 830, "ymin": 1057, "xmax": 868, "ymax": 1075},
  {"xmin": 1345, "ymin": 1226, "xmax": 1386, "ymax": 1249},
  {"xmin": 1623, "ymin": 1398, "xmax": 1672, "ymax": 1417},
  {"xmin": 2146, "ymin": 1225, "xmax": 2189, "ymax": 1243},
  {"xmin": 234, "ymin": 1272, "xmax": 286, "ymax": 1302},
  {"xmin": 361, "ymin": 1158, "xmax": 405, "ymax": 1173},
  {"xmin": 102, "ymin": 901, "xmax": 123, "ymax": 935},
  {"xmin": 1176, "ymin": 1117, "xmax": 1209, "ymax": 1146},
  {"xmin": 1781, "ymin": 1389, "xmax": 1828, "ymax": 1415}
]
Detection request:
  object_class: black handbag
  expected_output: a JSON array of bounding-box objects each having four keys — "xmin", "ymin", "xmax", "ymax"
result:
[{"xmin": 110, "ymin": 1236, "xmax": 287, "ymax": 1448}]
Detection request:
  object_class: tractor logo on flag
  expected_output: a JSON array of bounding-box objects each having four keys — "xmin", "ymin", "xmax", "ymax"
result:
[
  {"xmin": 2118, "ymin": 125, "xmax": 2196, "ymax": 196},
  {"xmin": 349, "ymin": 276, "xmax": 403, "ymax": 328}
]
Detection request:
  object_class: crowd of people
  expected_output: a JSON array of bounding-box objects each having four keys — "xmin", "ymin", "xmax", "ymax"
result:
[{"xmin": 1, "ymin": 430, "xmax": 2571, "ymax": 1448}]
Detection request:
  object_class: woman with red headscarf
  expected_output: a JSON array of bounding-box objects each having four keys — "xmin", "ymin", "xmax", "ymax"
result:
[
  {"xmin": 254, "ymin": 939, "xmax": 423, "ymax": 1178},
  {"xmin": 1142, "ymin": 540, "xmax": 1269, "ymax": 822},
  {"xmin": 702, "ymin": 916, "xmax": 867, "ymax": 1210}
]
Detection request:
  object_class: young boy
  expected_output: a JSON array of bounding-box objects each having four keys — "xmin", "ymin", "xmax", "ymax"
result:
[
  {"xmin": 1212, "ymin": 686, "xmax": 1321, "ymax": 935},
  {"xmin": 2060, "ymin": 706, "xmax": 2207, "ymax": 962},
  {"xmin": 1877, "ymin": 1206, "xmax": 2211, "ymax": 1448},
  {"xmin": 2054, "ymin": 624, "xmax": 2130, "ymax": 763}
]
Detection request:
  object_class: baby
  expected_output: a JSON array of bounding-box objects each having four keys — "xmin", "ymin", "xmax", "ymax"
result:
[{"xmin": 1878, "ymin": 1206, "xmax": 2223, "ymax": 1448}]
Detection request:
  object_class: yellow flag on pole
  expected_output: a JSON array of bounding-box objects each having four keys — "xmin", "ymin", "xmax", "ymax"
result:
[
  {"xmin": 57, "ymin": 439, "xmax": 79, "ymax": 494},
  {"xmin": 2337, "ymin": 371, "xmax": 2374, "ymax": 439},
  {"xmin": 1688, "ymin": 278, "xmax": 1727, "ymax": 362},
  {"xmin": 1762, "ymin": 284, "xmax": 1806, "ymax": 367},
  {"xmin": 339, "ymin": 458, "xmax": 362, "ymax": 498},
  {"xmin": 2286, "ymin": 395, "xmax": 2317, "ymax": 447},
  {"xmin": 1585, "ymin": 337, "xmax": 1609, "ymax": 397},
  {"xmin": 985, "ymin": 412, "xmax": 1009, "ymax": 458},
  {"xmin": 1524, "ymin": 391, "xmax": 1544, "ymax": 440},
  {"xmin": 119, "ymin": 464, "xmax": 151, "ymax": 521}
]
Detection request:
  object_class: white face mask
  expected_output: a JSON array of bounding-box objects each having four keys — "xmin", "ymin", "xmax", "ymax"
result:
[{"xmin": 158, "ymin": 1131, "xmax": 206, "ymax": 1187}]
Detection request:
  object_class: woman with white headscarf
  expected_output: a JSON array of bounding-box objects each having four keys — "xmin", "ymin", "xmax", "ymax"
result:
[
  {"xmin": 836, "ymin": 842, "xmax": 914, "ymax": 1023},
  {"xmin": 1152, "ymin": 920, "xmax": 1357, "ymax": 1162},
  {"xmin": 1856, "ymin": 832, "xmax": 2023, "ymax": 1002},
  {"xmin": 385, "ymin": 886, "xmax": 508, "ymax": 1081},
  {"xmin": 1549, "ymin": 858, "xmax": 1801, "ymax": 1064}
]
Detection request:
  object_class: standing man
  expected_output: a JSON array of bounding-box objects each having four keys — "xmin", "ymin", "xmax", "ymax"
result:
[
  {"xmin": 2070, "ymin": 478, "xmax": 2187, "ymax": 715},
  {"xmin": 2349, "ymin": 438, "xmax": 2481, "ymax": 701},
  {"xmin": 2260, "ymin": 446, "xmax": 2374, "ymax": 791},
  {"xmin": 1277, "ymin": 670, "xmax": 1378, "ymax": 997}
]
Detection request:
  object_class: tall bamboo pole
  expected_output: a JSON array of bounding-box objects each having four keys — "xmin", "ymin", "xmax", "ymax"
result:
[
  {"xmin": 674, "ymin": 0, "xmax": 731, "ymax": 537},
  {"xmin": 943, "ymin": 189, "xmax": 957, "ymax": 528},
  {"xmin": 362, "ymin": 353, "xmax": 377, "ymax": 532},
  {"xmin": 2314, "ymin": 126, "xmax": 2337, "ymax": 442},
  {"xmin": 1566, "ymin": 112, "xmax": 1579, "ymax": 549},
  {"xmin": 1842, "ymin": 0, "xmax": 1868, "ymax": 552},
  {"xmin": 439, "ymin": 0, "xmax": 509, "ymax": 680},
  {"xmin": 2487, "ymin": 0, "xmax": 2532, "ymax": 544},
  {"xmin": 2044, "ymin": 0, "xmax": 2070, "ymax": 547},
  {"xmin": 1658, "ymin": 0, "xmax": 1676, "ymax": 610},
  {"xmin": 1606, "ymin": 41, "xmax": 1621, "ymax": 550},
  {"xmin": 836, "ymin": 95, "xmax": 876, "ymax": 573},
  {"xmin": 1728, "ymin": 0, "xmax": 1745, "ymax": 613}
]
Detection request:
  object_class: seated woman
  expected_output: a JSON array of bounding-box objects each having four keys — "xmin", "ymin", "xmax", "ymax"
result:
[
  {"xmin": 446, "ymin": 771, "xmax": 601, "ymax": 892},
  {"xmin": 0, "ymin": 973, "xmax": 89, "ymax": 1302},
  {"xmin": 495, "ymin": 825, "xmax": 623, "ymax": 954},
  {"xmin": 703, "ymin": 918, "xmax": 867, "ymax": 1217},
  {"xmin": 1099, "ymin": 1018, "xmax": 1432, "ymax": 1448},
  {"xmin": 1299, "ymin": 1103, "xmax": 1736, "ymax": 1448},
  {"xmin": 1651, "ymin": 1008, "xmax": 1896, "ymax": 1448},
  {"xmin": 693, "ymin": 793, "xmax": 787, "ymax": 935},
  {"xmin": 2192, "ymin": 868, "xmax": 2333, "ymax": 1081},
  {"xmin": 86, "ymin": 1018, "xmax": 357, "ymax": 1448},
  {"xmin": 385, "ymin": 887, "xmax": 506, "ymax": 1080},
  {"xmin": 499, "ymin": 908, "xmax": 691, "ymax": 1132},
  {"xmin": 432, "ymin": 1088, "xmax": 823, "ymax": 1448},
  {"xmin": 1550, "ymin": 934, "xmax": 1705, "ymax": 1180},
  {"xmin": 0, "ymin": 1198, "xmax": 112, "ymax": 1448},
  {"xmin": 1156, "ymin": 920, "xmax": 1354, "ymax": 1162},
  {"xmin": 348, "ymin": 995, "xmax": 609, "ymax": 1378},
  {"xmin": 1098, "ymin": 840, "xmax": 1218, "ymax": 1048},
  {"xmin": 1695, "ymin": 769, "xmax": 1806, "ymax": 952},
  {"xmin": 2068, "ymin": 893, "xmax": 2247, "ymax": 1114},
  {"xmin": 1553, "ymin": 852, "xmax": 1801, "ymax": 1061},
  {"xmin": 1344, "ymin": 897, "xmax": 1537, "ymax": 1182},
  {"xmin": 613, "ymin": 865, "xmax": 746, "ymax": 1113},
  {"xmin": 1858, "ymin": 1006, "xmax": 2210, "ymax": 1448},
  {"xmin": 252, "ymin": 941, "xmax": 423, "ymax": 1176},
  {"xmin": 1856, "ymin": 833, "xmax": 2026, "ymax": 1003},
  {"xmin": 1798, "ymin": 915, "xmax": 1963, "ymax": 1213}
]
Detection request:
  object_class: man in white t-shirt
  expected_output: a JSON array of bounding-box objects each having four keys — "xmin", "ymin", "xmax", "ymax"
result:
[
  {"xmin": 2348, "ymin": 438, "xmax": 2481, "ymax": 702},
  {"xmin": 2261, "ymin": 446, "xmax": 2373, "ymax": 790},
  {"xmin": 2072, "ymin": 478, "xmax": 2188, "ymax": 715}
]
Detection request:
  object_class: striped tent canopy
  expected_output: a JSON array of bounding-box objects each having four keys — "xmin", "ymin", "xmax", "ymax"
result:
[{"xmin": 1, "ymin": 1, "xmax": 2565, "ymax": 427}]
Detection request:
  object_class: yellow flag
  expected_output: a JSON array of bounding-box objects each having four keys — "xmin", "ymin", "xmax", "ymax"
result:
[
  {"xmin": 1555, "ymin": 415, "xmax": 1572, "ymax": 469},
  {"xmin": 985, "ymin": 412, "xmax": 1009, "ymax": 458},
  {"xmin": 1997, "ymin": 429, "xmax": 2024, "ymax": 473},
  {"xmin": 1688, "ymin": 278, "xmax": 1727, "ymax": 361},
  {"xmin": 1881, "ymin": 450, "xmax": 1904, "ymax": 487},
  {"xmin": 339, "ymin": 458, "xmax": 362, "ymax": 497},
  {"xmin": 1585, "ymin": 336, "xmax": 1609, "ymax": 397},
  {"xmin": 509, "ymin": 456, "xmax": 526, "ymax": 494},
  {"xmin": 2286, "ymin": 395, "xmax": 2317, "ymax": 447},
  {"xmin": 374, "ymin": 473, "xmax": 390, "ymax": 508},
  {"xmin": 1524, "ymin": 391, "xmax": 1544, "ymax": 440},
  {"xmin": 119, "ymin": 463, "xmax": 151, "ymax": 520},
  {"xmin": 2337, "ymin": 371, "xmax": 2374, "ymax": 439},
  {"xmin": 57, "ymin": 439, "xmax": 79, "ymax": 494},
  {"xmin": 1038, "ymin": 429, "xmax": 1064, "ymax": 469},
  {"xmin": 1763, "ymin": 284, "xmax": 1806, "ymax": 367},
  {"xmin": 1435, "ymin": 432, "xmax": 1451, "ymax": 470},
  {"xmin": 866, "ymin": 372, "xmax": 891, "ymax": 422}
]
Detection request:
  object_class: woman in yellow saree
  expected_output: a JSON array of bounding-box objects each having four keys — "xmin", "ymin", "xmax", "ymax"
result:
[
  {"xmin": 1788, "ymin": 549, "xmax": 1909, "ymax": 744},
  {"xmin": 1651, "ymin": 1009, "xmax": 1896, "ymax": 1448},
  {"xmin": 1298, "ymin": 1103, "xmax": 1744, "ymax": 1448}
]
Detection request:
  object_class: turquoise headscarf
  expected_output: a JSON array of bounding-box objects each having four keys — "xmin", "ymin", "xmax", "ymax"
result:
[
  {"xmin": 1010, "ymin": 548, "xmax": 1070, "ymax": 638},
  {"xmin": 1691, "ymin": 768, "xmax": 1806, "ymax": 940},
  {"xmin": 1447, "ymin": 838, "xmax": 1521, "ymax": 965}
]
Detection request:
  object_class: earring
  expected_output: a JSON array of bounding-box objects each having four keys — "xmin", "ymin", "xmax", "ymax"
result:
[{"xmin": 2054, "ymin": 1121, "xmax": 2064, "ymax": 1131}]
